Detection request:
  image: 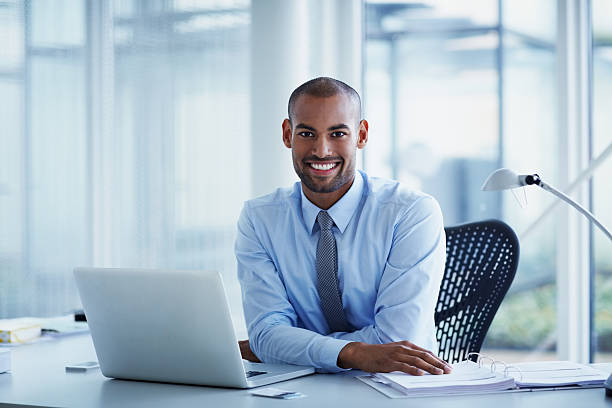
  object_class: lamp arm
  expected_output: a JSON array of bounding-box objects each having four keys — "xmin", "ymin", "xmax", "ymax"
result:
[{"xmin": 537, "ymin": 180, "xmax": 612, "ymax": 242}]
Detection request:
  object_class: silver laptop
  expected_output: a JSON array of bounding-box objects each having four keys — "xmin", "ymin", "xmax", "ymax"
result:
[{"xmin": 73, "ymin": 267, "xmax": 314, "ymax": 388}]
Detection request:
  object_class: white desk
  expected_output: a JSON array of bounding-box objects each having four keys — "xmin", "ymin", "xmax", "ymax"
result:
[{"xmin": 1, "ymin": 334, "xmax": 612, "ymax": 408}]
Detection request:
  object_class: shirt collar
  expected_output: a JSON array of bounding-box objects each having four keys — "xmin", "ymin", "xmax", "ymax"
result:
[{"xmin": 300, "ymin": 171, "xmax": 364, "ymax": 235}]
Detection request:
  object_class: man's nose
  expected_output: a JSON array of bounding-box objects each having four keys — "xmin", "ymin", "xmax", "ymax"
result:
[{"xmin": 312, "ymin": 136, "xmax": 332, "ymax": 158}]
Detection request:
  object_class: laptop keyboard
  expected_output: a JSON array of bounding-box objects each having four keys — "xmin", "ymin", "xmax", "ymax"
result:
[{"xmin": 246, "ymin": 370, "xmax": 267, "ymax": 378}]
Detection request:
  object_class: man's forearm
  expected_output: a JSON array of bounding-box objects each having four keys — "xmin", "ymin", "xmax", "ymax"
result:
[
  {"xmin": 328, "ymin": 324, "xmax": 385, "ymax": 344},
  {"xmin": 250, "ymin": 322, "xmax": 351, "ymax": 372},
  {"xmin": 336, "ymin": 341, "xmax": 363, "ymax": 369}
]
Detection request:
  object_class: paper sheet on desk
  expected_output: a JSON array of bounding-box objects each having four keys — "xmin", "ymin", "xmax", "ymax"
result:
[
  {"xmin": 39, "ymin": 315, "xmax": 89, "ymax": 337},
  {"xmin": 372, "ymin": 360, "xmax": 515, "ymax": 396},
  {"xmin": 505, "ymin": 361, "xmax": 608, "ymax": 387},
  {"xmin": 381, "ymin": 361, "xmax": 497, "ymax": 384}
]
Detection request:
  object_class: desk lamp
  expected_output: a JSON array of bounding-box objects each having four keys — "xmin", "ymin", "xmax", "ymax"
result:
[
  {"xmin": 481, "ymin": 168, "xmax": 612, "ymax": 241},
  {"xmin": 482, "ymin": 168, "xmax": 612, "ymax": 396}
]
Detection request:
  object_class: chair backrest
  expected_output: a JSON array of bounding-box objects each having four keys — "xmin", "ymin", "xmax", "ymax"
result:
[{"xmin": 435, "ymin": 219, "xmax": 519, "ymax": 363}]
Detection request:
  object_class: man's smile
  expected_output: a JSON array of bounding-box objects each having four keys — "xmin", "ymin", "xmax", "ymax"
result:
[{"xmin": 304, "ymin": 160, "xmax": 342, "ymax": 175}]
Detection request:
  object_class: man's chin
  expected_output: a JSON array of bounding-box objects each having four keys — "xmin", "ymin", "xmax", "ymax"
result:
[
  {"xmin": 301, "ymin": 176, "xmax": 347, "ymax": 194},
  {"xmin": 309, "ymin": 185, "xmax": 340, "ymax": 194}
]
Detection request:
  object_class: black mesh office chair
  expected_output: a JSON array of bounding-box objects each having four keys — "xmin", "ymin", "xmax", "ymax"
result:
[{"xmin": 435, "ymin": 219, "xmax": 519, "ymax": 363}]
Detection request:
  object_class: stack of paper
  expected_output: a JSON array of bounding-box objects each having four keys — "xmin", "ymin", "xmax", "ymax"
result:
[
  {"xmin": 38, "ymin": 315, "xmax": 89, "ymax": 337},
  {"xmin": 369, "ymin": 360, "xmax": 515, "ymax": 397},
  {"xmin": 359, "ymin": 359, "xmax": 610, "ymax": 398},
  {"xmin": 0, "ymin": 318, "xmax": 42, "ymax": 344},
  {"xmin": 508, "ymin": 361, "xmax": 608, "ymax": 387}
]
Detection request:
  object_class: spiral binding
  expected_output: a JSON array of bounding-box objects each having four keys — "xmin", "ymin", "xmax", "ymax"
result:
[{"xmin": 466, "ymin": 352, "xmax": 523, "ymax": 381}]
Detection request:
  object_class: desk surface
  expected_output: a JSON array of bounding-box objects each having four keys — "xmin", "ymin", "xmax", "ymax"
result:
[{"xmin": 1, "ymin": 334, "xmax": 611, "ymax": 408}]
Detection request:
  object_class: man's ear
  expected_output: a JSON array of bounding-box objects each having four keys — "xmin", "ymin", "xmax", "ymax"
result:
[
  {"xmin": 357, "ymin": 119, "xmax": 369, "ymax": 149},
  {"xmin": 282, "ymin": 119, "xmax": 292, "ymax": 148}
]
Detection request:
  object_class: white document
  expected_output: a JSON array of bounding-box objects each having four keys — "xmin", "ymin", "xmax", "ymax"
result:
[
  {"xmin": 506, "ymin": 361, "xmax": 608, "ymax": 387},
  {"xmin": 39, "ymin": 315, "xmax": 89, "ymax": 337},
  {"xmin": 249, "ymin": 387, "xmax": 306, "ymax": 399},
  {"xmin": 360, "ymin": 359, "xmax": 608, "ymax": 398},
  {"xmin": 372, "ymin": 360, "xmax": 515, "ymax": 397}
]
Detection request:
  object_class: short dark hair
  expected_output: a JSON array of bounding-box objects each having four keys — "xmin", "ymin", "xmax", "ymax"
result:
[{"xmin": 287, "ymin": 77, "xmax": 362, "ymax": 124}]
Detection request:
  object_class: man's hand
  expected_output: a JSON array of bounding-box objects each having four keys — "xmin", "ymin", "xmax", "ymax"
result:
[
  {"xmin": 337, "ymin": 341, "xmax": 452, "ymax": 375},
  {"xmin": 239, "ymin": 340, "xmax": 261, "ymax": 363}
]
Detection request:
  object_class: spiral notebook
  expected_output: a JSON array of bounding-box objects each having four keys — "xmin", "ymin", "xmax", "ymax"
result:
[{"xmin": 358, "ymin": 353, "xmax": 608, "ymax": 398}]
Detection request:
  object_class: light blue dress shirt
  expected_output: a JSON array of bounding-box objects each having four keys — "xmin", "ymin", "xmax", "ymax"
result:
[{"xmin": 235, "ymin": 170, "xmax": 446, "ymax": 373}]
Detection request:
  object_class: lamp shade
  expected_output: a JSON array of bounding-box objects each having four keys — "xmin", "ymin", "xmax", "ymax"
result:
[{"xmin": 481, "ymin": 168, "xmax": 525, "ymax": 191}]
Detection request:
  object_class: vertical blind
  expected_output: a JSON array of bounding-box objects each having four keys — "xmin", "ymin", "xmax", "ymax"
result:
[{"xmin": 0, "ymin": 0, "xmax": 251, "ymax": 335}]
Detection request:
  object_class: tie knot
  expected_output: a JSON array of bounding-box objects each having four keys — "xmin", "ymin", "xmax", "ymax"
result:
[{"xmin": 316, "ymin": 211, "xmax": 334, "ymax": 231}]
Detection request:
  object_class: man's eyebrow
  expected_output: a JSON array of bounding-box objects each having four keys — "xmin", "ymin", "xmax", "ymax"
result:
[
  {"xmin": 327, "ymin": 124, "xmax": 350, "ymax": 131},
  {"xmin": 295, "ymin": 123, "xmax": 316, "ymax": 131}
]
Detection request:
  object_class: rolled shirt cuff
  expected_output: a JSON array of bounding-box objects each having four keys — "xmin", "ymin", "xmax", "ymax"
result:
[{"xmin": 314, "ymin": 337, "xmax": 353, "ymax": 373}]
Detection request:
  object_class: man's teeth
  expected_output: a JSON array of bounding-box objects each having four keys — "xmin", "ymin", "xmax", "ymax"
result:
[{"xmin": 310, "ymin": 163, "xmax": 337, "ymax": 171}]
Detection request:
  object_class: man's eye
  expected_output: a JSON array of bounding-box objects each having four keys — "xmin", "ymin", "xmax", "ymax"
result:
[
  {"xmin": 299, "ymin": 131, "xmax": 314, "ymax": 137},
  {"xmin": 331, "ymin": 131, "xmax": 346, "ymax": 137}
]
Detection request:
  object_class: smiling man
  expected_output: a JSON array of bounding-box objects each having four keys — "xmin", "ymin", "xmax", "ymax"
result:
[{"xmin": 235, "ymin": 77, "xmax": 451, "ymax": 375}]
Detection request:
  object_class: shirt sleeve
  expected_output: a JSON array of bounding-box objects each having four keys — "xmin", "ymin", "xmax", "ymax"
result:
[
  {"xmin": 235, "ymin": 203, "xmax": 351, "ymax": 373},
  {"xmin": 327, "ymin": 195, "xmax": 445, "ymax": 352}
]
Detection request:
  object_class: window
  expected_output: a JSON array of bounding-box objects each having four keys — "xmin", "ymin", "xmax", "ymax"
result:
[
  {"xmin": 0, "ymin": 0, "xmax": 251, "ymax": 337},
  {"xmin": 365, "ymin": 0, "xmax": 579, "ymax": 362},
  {"xmin": 1, "ymin": 1, "xmax": 609, "ymax": 359}
]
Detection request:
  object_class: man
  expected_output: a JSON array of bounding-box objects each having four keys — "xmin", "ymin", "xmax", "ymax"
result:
[{"xmin": 235, "ymin": 77, "xmax": 451, "ymax": 375}]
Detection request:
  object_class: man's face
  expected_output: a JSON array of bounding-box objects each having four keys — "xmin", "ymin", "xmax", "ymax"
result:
[{"xmin": 282, "ymin": 93, "xmax": 368, "ymax": 194}]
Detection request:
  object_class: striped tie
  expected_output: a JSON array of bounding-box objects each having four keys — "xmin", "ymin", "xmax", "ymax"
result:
[{"xmin": 316, "ymin": 210, "xmax": 352, "ymax": 333}]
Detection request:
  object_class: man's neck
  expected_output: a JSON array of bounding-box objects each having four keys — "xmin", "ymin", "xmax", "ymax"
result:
[{"xmin": 302, "ymin": 175, "xmax": 355, "ymax": 210}]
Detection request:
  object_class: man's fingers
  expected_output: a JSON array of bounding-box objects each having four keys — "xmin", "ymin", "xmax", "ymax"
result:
[
  {"xmin": 397, "ymin": 342, "xmax": 452, "ymax": 372},
  {"xmin": 388, "ymin": 362, "xmax": 425, "ymax": 376},
  {"xmin": 395, "ymin": 345, "xmax": 452, "ymax": 374},
  {"xmin": 352, "ymin": 342, "xmax": 452, "ymax": 375},
  {"xmin": 238, "ymin": 339, "xmax": 261, "ymax": 363},
  {"xmin": 411, "ymin": 349, "xmax": 452, "ymax": 373},
  {"xmin": 397, "ymin": 354, "xmax": 444, "ymax": 375},
  {"xmin": 402, "ymin": 341, "xmax": 442, "ymax": 358}
]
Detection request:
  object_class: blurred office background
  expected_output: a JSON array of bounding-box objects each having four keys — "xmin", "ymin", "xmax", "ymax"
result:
[{"xmin": 0, "ymin": 0, "xmax": 610, "ymax": 363}]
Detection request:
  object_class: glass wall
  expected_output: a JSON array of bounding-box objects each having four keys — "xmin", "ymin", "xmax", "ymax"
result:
[
  {"xmin": 0, "ymin": 0, "xmax": 89, "ymax": 317},
  {"xmin": 0, "ymin": 0, "xmax": 251, "ymax": 337},
  {"xmin": 365, "ymin": 0, "xmax": 559, "ymax": 361},
  {"xmin": 366, "ymin": 0, "xmax": 612, "ymax": 362},
  {"xmin": 484, "ymin": 0, "xmax": 559, "ymax": 361},
  {"xmin": 365, "ymin": 1, "xmax": 501, "ymax": 227}
]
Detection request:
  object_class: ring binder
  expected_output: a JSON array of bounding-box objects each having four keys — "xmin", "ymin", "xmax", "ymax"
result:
[
  {"xmin": 504, "ymin": 365, "xmax": 524, "ymax": 382},
  {"xmin": 465, "ymin": 352, "xmax": 525, "ymax": 382},
  {"xmin": 358, "ymin": 354, "xmax": 609, "ymax": 399}
]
